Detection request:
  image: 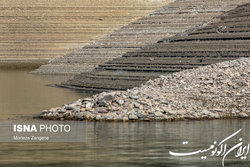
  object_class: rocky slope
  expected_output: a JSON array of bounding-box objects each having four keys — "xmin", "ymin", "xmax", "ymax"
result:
[
  {"xmin": 62, "ymin": 3, "xmax": 250, "ymax": 91},
  {"xmin": 38, "ymin": 58, "xmax": 250, "ymax": 121},
  {"xmin": 32, "ymin": 0, "xmax": 249, "ymax": 74}
]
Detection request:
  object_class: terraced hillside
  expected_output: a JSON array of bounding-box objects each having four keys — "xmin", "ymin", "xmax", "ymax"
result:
[
  {"xmin": 62, "ymin": 3, "xmax": 250, "ymax": 91},
  {"xmin": 0, "ymin": 0, "xmax": 167, "ymax": 68},
  {"xmin": 33, "ymin": 0, "xmax": 249, "ymax": 74}
]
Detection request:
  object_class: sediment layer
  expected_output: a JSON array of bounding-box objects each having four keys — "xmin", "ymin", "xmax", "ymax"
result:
[
  {"xmin": 38, "ymin": 58, "xmax": 250, "ymax": 121},
  {"xmin": 63, "ymin": 3, "xmax": 250, "ymax": 91},
  {"xmin": 32, "ymin": 0, "xmax": 248, "ymax": 74},
  {"xmin": 0, "ymin": 0, "xmax": 167, "ymax": 66}
]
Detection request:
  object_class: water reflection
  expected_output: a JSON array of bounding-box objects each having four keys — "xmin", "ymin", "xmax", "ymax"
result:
[{"xmin": 0, "ymin": 120, "xmax": 249, "ymax": 167}]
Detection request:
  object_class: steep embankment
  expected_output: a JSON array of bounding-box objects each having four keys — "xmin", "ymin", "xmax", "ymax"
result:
[
  {"xmin": 0, "ymin": 0, "xmax": 167, "ymax": 68},
  {"xmin": 39, "ymin": 58, "xmax": 250, "ymax": 121},
  {"xmin": 32, "ymin": 0, "xmax": 248, "ymax": 74},
  {"xmin": 63, "ymin": 3, "xmax": 250, "ymax": 91}
]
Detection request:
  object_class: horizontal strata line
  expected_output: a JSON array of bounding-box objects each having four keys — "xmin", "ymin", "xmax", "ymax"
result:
[
  {"xmin": 99, "ymin": 64, "xmax": 215, "ymax": 67},
  {"xmin": 0, "ymin": 8, "xmax": 156, "ymax": 10},
  {"xmin": 0, "ymin": 41, "xmax": 90, "ymax": 43},
  {"xmin": 169, "ymin": 37, "xmax": 250, "ymax": 42},
  {"xmin": 0, "ymin": 10, "xmax": 154, "ymax": 13},
  {"xmin": 122, "ymin": 55, "xmax": 248, "ymax": 58},
  {"xmin": 70, "ymin": 83, "xmax": 136, "ymax": 89},
  {"xmin": 0, "ymin": 54, "xmax": 62, "ymax": 55},
  {"xmin": 0, "ymin": 25, "xmax": 188, "ymax": 29},
  {"xmin": 83, "ymin": 77, "xmax": 151, "ymax": 81},
  {"xmin": 0, "ymin": 56, "xmax": 57, "ymax": 59},
  {"xmin": 0, "ymin": 58, "xmax": 51, "ymax": 60},
  {"xmin": 58, "ymin": 84, "xmax": 123, "ymax": 91},
  {"xmin": 194, "ymin": 25, "xmax": 250, "ymax": 31},
  {"xmin": 88, "ymin": 74, "xmax": 159, "ymax": 78},
  {"xmin": 152, "ymin": 11, "xmax": 223, "ymax": 15},
  {"xmin": 0, "ymin": 14, "xmax": 147, "ymax": 17},
  {"xmin": 0, "ymin": 44, "xmax": 87, "ymax": 47},
  {"xmin": 0, "ymin": 29, "xmax": 115, "ymax": 31},
  {"xmin": 189, "ymin": 30, "xmax": 250, "ymax": 36},
  {"xmin": 0, "ymin": 23, "xmax": 126, "ymax": 25},
  {"xmin": 125, "ymin": 50, "xmax": 250, "ymax": 53},
  {"xmin": 0, "ymin": 32, "xmax": 171, "ymax": 36},
  {"xmin": 191, "ymin": 29, "xmax": 250, "ymax": 35},
  {"xmin": 0, "ymin": 31, "xmax": 113, "ymax": 33},
  {"xmin": 0, "ymin": 6, "xmax": 163, "ymax": 9},
  {"xmin": 87, "ymin": 75, "xmax": 151, "ymax": 80},
  {"xmin": 0, "ymin": 27, "xmax": 114, "ymax": 30},
  {"xmin": 98, "ymin": 66, "xmax": 196, "ymax": 70},
  {"xmin": 0, "ymin": 28, "xmax": 116, "ymax": 29},
  {"xmin": 0, "ymin": 16, "xmax": 141, "ymax": 18},
  {"xmin": 105, "ymin": 59, "xmax": 243, "ymax": 63},
  {"xmin": 0, "ymin": 47, "xmax": 84, "ymax": 50}
]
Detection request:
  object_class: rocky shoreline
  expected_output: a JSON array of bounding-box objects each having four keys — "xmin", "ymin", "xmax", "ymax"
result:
[{"xmin": 38, "ymin": 58, "xmax": 250, "ymax": 121}]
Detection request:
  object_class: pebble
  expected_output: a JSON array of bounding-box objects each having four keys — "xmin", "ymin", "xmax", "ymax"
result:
[
  {"xmin": 238, "ymin": 113, "xmax": 248, "ymax": 118},
  {"xmin": 117, "ymin": 99, "xmax": 124, "ymax": 105},
  {"xmin": 154, "ymin": 111, "xmax": 163, "ymax": 117},
  {"xmin": 85, "ymin": 102, "xmax": 92, "ymax": 108},
  {"xmin": 40, "ymin": 58, "xmax": 249, "ymax": 121},
  {"xmin": 95, "ymin": 114, "xmax": 101, "ymax": 121},
  {"xmin": 97, "ymin": 99, "xmax": 107, "ymax": 107},
  {"xmin": 75, "ymin": 112, "xmax": 84, "ymax": 120},
  {"xmin": 129, "ymin": 114, "xmax": 138, "ymax": 120},
  {"xmin": 83, "ymin": 97, "xmax": 92, "ymax": 102},
  {"xmin": 136, "ymin": 112, "xmax": 148, "ymax": 118},
  {"xmin": 130, "ymin": 95, "xmax": 139, "ymax": 100},
  {"xmin": 202, "ymin": 110, "xmax": 211, "ymax": 115}
]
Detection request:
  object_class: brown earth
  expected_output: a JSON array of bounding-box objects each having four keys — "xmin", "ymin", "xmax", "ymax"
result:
[{"xmin": 0, "ymin": 0, "xmax": 167, "ymax": 68}]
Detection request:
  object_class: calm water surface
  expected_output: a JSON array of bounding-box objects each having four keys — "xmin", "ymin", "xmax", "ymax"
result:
[
  {"xmin": 0, "ymin": 121, "xmax": 249, "ymax": 167},
  {"xmin": 0, "ymin": 70, "xmax": 249, "ymax": 167},
  {"xmin": 0, "ymin": 69, "xmax": 92, "ymax": 119}
]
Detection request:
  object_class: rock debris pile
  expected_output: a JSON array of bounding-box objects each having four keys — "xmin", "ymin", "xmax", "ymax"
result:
[{"xmin": 39, "ymin": 58, "xmax": 250, "ymax": 121}]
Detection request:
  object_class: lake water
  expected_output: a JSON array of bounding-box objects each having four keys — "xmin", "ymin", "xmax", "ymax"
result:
[
  {"xmin": 0, "ymin": 70, "xmax": 249, "ymax": 167},
  {"xmin": 0, "ymin": 70, "xmax": 92, "ymax": 120}
]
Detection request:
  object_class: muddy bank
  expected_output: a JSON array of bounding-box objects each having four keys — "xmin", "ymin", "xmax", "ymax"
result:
[
  {"xmin": 32, "ymin": 0, "xmax": 249, "ymax": 75},
  {"xmin": 62, "ymin": 3, "xmax": 250, "ymax": 91},
  {"xmin": 37, "ymin": 58, "xmax": 250, "ymax": 121}
]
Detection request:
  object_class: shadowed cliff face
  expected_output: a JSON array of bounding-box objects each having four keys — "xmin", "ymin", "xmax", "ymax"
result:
[
  {"xmin": 0, "ymin": 0, "xmax": 168, "ymax": 68},
  {"xmin": 62, "ymin": 3, "xmax": 250, "ymax": 91}
]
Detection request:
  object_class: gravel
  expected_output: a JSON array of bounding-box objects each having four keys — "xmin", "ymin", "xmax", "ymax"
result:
[{"xmin": 38, "ymin": 58, "xmax": 250, "ymax": 121}]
